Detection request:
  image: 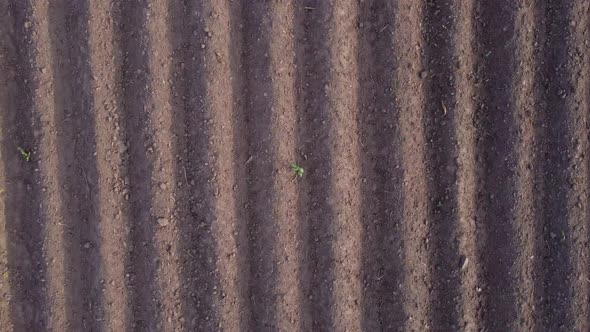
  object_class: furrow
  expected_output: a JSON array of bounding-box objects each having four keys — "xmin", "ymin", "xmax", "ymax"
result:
[
  {"xmin": 534, "ymin": 1, "xmax": 583, "ymax": 329},
  {"xmin": 473, "ymin": 0, "xmax": 520, "ymax": 330},
  {"xmin": 204, "ymin": 1, "xmax": 244, "ymax": 330},
  {"xmin": 512, "ymin": 1, "xmax": 541, "ymax": 330},
  {"xmin": 422, "ymin": 0, "xmax": 462, "ymax": 329},
  {"xmin": 268, "ymin": 1, "xmax": 302, "ymax": 330},
  {"xmin": 48, "ymin": 1, "xmax": 104, "ymax": 330},
  {"xmin": 144, "ymin": 1, "xmax": 183, "ymax": 330},
  {"xmin": 167, "ymin": 0, "xmax": 220, "ymax": 330},
  {"xmin": 114, "ymin": 1, "xmax": 160, "ymax": 330},
  {"xmin": 393, "ymin": 1, "xmax": 431, "ymax": 330},
  {"xmin": 230, "ymin": 0, "xmax": 282, "ymax": 329},
  {"xmin": 327, "ymin": 1, "xmax": 362, "ymax": 331},
  {"xmin": 1, "ymin": 0, "xmax": 589, "ymax": 328},
  {"xmin": 87, "ymin": 0, "xmax": 130, "ymax": 330},
  {"xmin": 452, "ymin": 0, "xmax": 479, "ymax": 330},
  {"xmin": 0, "ymin": 3, "xmax": 45, "ymax": 331},
  {"xmin": 358, "ymin": 1, "xmax": 405, "ymax": 330},
  {"xmin": 294, "ymin": 2, "xmax": 336, "ymax": 330}
]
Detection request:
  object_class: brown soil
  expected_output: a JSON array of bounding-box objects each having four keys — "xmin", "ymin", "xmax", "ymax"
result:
[{"xmin": 0, "ymin": 0, "xmax": 588, "ymax": 331}]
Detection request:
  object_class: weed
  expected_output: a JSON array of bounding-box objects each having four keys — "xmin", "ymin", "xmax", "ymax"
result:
[
  {"xmin": 17, "ymin": 147, "xmax": 31, "ymax": 162},
  {"xmin": 290, "ymin": 163, "xmax": 304, "ymax": 178}
]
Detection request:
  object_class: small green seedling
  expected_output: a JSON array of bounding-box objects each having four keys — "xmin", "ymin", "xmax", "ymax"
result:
[
  {"xmin": 290, "ymin": 163, "xmax": 304, "ymax": 178},
  {"xmin": 17, "ymin": 147, "xmax": 31, "ymax": 162}
]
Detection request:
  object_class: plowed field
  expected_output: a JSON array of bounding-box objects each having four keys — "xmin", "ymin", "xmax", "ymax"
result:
[{"xmin": 0, "ymin": 0, "xmax": 589, "ymax": 331}]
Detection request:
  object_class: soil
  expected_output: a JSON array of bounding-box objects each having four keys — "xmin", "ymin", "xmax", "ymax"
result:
[{"xmin": 0, "ymin": 0, "xmax": 588, "ymax": 331}]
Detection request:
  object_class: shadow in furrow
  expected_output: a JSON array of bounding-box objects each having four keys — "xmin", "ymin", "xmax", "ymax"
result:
[
  {"xmin": 229, "ymin": 0, "xmax": 279, "ymax": 329},
  {"xmin": 47, "ymin": 1, "xmax": 104, "ymax": 329},
  {"xmin": 535, "ymin": 1, "xmax": 574, "ymax": 329},
  {"xmin": 423, "ymin": 0, "xmax": 462, "ymax": 329},
  {"xmin": 294, "ymin": 2, "xmax": 336, "ymax": 330},
  {"xmin": 357, "ymin": 1, "xmax": 405, "ymax": 331},
  {"xmin": 167, "ymin": 0, "xmax": 219, "ymax": 330},
  {"xmin": 473, "ymin": 0, "xmax": 519, "ymax": 330},
  {"xmin": 114, "ymin": 1, "xmax": 159, "ymax": 330},
  {"xmin": 0, "ymin": 1, "xmax": 48, "ymax": 330}
]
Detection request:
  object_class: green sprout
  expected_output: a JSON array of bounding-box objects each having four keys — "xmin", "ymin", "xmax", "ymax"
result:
[
  {"xmin": 290, "ymin": 163, "xmax": 304, "ymax": 178},
  {"xmin": 17, "ymin": 147, "xmax": 31, "ymax": 162}
]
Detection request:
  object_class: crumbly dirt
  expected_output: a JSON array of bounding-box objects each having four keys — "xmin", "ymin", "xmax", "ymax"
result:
[{"xmin": 0, "ymin": 0, "xmax": 588, "ymax": 331}]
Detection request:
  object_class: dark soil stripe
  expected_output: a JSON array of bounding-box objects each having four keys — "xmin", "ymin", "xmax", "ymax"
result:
[
  {"xmin": 113, "ymin": 1, "xmax": 160, "ymax": 330},
  {"xmin": 422, "ymin": 0, "xmax": 462, "ymax": 329},
  {"xmin": 0, "ymin": 1, "xmax": 48, "ymax": 330},
  {"xmin": 294, "ymin": 2, "xmax": 336, "ymax": 330},
  {"xmin": 47, "ymin": 1, "xmax": 103, "ymax": 329},
  {"xmin": 535, "ymin": 1, "xmax": 576, "ymax": 330},
  {"xmin": 167, "ymin": 0, "xmax": 220, "ymax": 330},
  {"xmin": 229, "ymin": 0, "xmax": 279, "ymax": 329},
  {"xmin": 473, "ymin": 0, "xmax": 519, "ymax": 329},
  {"xmin": 357, "ymin": 1, "xmax": 405, "ymax": 330}
]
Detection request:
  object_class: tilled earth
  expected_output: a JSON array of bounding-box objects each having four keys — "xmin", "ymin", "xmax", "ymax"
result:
[{"xmin": 0, "ymin": 0, "xmax": 589, "ymax": 331}]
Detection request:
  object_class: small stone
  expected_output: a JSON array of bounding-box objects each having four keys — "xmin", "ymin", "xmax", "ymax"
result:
[
  {"xmin": 159, "ymin": 182, "xmax": 167, "ymax": 190},
  {"xmin": 40, "ymin": 67, "xmax": 46, "ymax": 74},
  {"xmin": 24, "ymin": 21, "xmax": 31, "ymax": 29},
  {"xmin": 157, "ymin": 217, "xmax": 170, "ymax": 227},
  {"xmin": 83, "ymin": 241, "xmax": 92, "ymax": 249},
  {"xmin": 419, "ymin": 70, "xmax": 428, "ymax": 79},
  {"xmin": 550, "ymin": 232, "xmax": 557, "ymax": 239},
  {"xmin": 117, "ymin": 140, "xmax": 127, "ymax": 153},
  {"xmin": 460, "ymin": 256, "xmax": 469, "ymax": 271}
]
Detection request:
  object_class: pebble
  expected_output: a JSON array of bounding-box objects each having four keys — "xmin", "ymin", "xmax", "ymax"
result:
[
  {"xmin": 460, "ymin": 256, "xmax": 469, "ymax": 271},
  {"xmin": 24, "ymin": 21, "xmax": 31, "ymax": 29},
  {"xmin": 83, "ymin": 241, "xmax": 92, "ymax": 249},
  {"xmin": 158, "ymin": 217, "xmax": 170, "ymax": 227},
  {"xmin": 117, "ymin": 140, "xmax": 127, "ymax": 153}
]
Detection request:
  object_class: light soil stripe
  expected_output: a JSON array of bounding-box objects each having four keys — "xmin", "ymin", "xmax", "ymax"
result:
[
  {"xmin": 570, "ymin": 1, "xmax": 589, "ymax": 329},
  {"xmin": 87, "ymin": 1, "xmax": 130, "ymax": 329},
  {"xmin": 512, "ymin": 1, "xmax": 539, "ymax": 330},
  {"xmin": 393, "ymin": 1, "xmax": 431, "ymax": 331},
  {"xmin": 269, "ymin": 1, "xmax": 301, "ymax": 330},
  {"xmin": 0, "ymin": 132, "xmax": 10, "ymax": 328},
  {"xmin": 0, "ymin": 3, "xmax": 14, "ymax": 325},
  {"xmin": 28, "ymin": 1, "xmax": 67, "ymax": 329},
  {"xmin": 145, "ymin": 2, "xmax": 183, "ymax": 330},
  {"xmin": 328, "ymin": 1, "xmax": 362, "ymax": 330},
  {"xmin": 452, "ymin": 0, "xmax": 479, "ymax": 330},
  {"xmin": 205, "ymin": 0, "xmax": 244, "ymax": 330}
]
